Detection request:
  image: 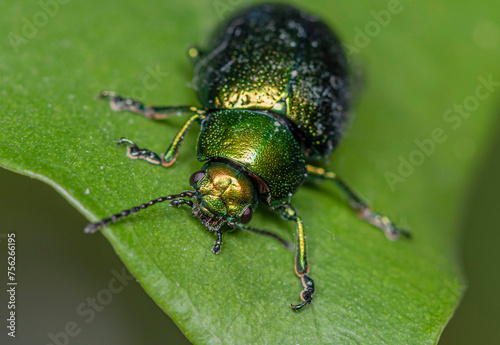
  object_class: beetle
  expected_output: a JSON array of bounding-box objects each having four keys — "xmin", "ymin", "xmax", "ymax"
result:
[{"xmin": 85, "ymin": 3, "xmax": 410, "ymax": 311}]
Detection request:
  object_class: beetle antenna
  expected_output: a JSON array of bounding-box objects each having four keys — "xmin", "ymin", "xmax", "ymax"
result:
[
  {"xmin": 84, "ymin": 191, "xmax": 196, "ymax": 234},
  {"xmin": 234, "ymin": 223, "xmax": 291, "ymax": 248}
]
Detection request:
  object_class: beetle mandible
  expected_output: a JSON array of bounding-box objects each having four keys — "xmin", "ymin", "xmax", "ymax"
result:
[{"xmin": 85, "ymin": 3, "xmax": 410, "ymax": 311}]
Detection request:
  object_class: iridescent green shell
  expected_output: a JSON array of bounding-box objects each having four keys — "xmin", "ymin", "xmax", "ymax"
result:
[
  {"xmin": 192, "ymin": 4, "xmax": 351, "ymax": 159},
  {"xmin": 197, "ymin": 110, "xmax": 307, "ymax": 207}
]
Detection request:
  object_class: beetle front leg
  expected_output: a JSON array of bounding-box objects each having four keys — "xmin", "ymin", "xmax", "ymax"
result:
[
  {"xmin": 99, "ymin": 90, "xmax": 204, "ymax": 120},
  {"xmin": 212, "ymin": 230, "xmax": 223, "ymax": 254},
  {"xmin": 118, "ymin": 112, "xmax": 204, "ymax": 168},
  {"xmin": 306, "ymin": 165, "xmax": 411, "ymax": 240},
  {"xmin": 280, "ymin": 205, "xmax": 315, "ymax": 311}
]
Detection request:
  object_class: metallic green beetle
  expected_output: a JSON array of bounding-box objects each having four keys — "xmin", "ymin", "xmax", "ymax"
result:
[{"xmin": 85, "ymin": 4, "xmax": 410, "ymax": 311}]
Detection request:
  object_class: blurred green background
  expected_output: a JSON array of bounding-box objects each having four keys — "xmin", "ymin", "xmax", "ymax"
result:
[{"xmin": 1, "ymin": 0, "xmax": 500, "ymax": 344}]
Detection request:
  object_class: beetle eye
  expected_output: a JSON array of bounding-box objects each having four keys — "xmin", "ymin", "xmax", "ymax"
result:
[
  {"xmin": 189, "ymin": 171, "xmax": 205, "ymax": 187},
  {"xmin": 241, "ymin": 207, "xmax": 253, "ymax": 224}
]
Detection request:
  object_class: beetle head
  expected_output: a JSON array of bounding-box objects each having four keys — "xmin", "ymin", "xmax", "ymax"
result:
[{"xmin": 189, "ymin": 161, "xmax": 258, "ymax": 231}]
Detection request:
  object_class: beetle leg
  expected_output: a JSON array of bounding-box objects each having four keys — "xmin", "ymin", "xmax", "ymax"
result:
[
  {"xmin": 232, "ymin": 223, "xmax": 290, "ymax": 248},
  {"xmin": 280, "ymin": 205, "xmax": 315, "ymax": 311},
  {"xmin": 212, "ymin": 230, "xmax": 223, "ymax": 254},
  {"xmin": 99, "ymin": 90, "xmax": 204, "ymax": 120},
  {"xmin": 118, "ymin": 113, "xmax": 204, "ymax": 167},
  {"xmin": 161, "ymin": 112, "xmax": 205, "ymax": 166},
  {"xmin": 306, "ymin": 165, "xmax": 411, "ymax": 240}
]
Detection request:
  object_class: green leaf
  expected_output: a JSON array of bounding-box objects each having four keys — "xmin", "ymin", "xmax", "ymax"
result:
[{"xmin": 2, "ymin": 0, "xmax": 499, "ymax": 343}]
